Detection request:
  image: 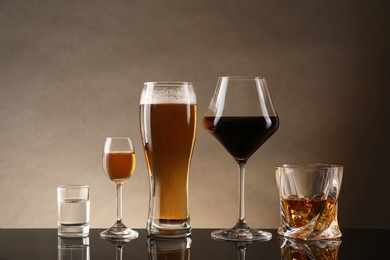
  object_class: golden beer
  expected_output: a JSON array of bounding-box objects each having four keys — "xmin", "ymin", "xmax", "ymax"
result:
[{"xmin": 140, "ymin": 82, "xmax": 197, "ymax": 237}]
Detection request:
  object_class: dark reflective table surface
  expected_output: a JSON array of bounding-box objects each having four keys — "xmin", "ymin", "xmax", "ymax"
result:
[{"xmin": 0, "ymin": 228, "xmax": 388, "ymax": 259}]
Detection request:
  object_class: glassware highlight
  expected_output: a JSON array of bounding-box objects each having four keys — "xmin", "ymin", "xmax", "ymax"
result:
[
  {"xmin": 100, "ymin": 137, "xmax": 138, "ymax": 239},
  {"xmin": 204, "ymin": 76, "xmax": 279, "ymax": 241},
  {"xmin": 140, "ymin": 82, "xmax": 197, "ymax": 237},
  {"xmin": 275, "ymin": 164, "xmax": 343, "ymax": 240}
]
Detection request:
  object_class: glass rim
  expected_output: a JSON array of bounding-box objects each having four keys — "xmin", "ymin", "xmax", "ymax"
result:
[
  {"xmin": 218, "ymin": 76, "xmax": 265, "ymax": 81},
  {"xmin": 275, "ymin": 163, "xmax": 343, "ymax": 170},
  {"xmin": 57, "ymin": 185, "xmax": 90, "ymax": 190},
  {"xmin": 143, "ymin": 81, "xmax": 194, "ymax": 87}
]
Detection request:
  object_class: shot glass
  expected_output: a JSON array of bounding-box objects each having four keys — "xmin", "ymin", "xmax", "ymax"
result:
[
  {"xmin": 57, "ymin": 185, "xmax": 90, "ymax": 237},
  {"xmin": 275, "ymin": 164, "xmax": 343, "ymax": 240}
]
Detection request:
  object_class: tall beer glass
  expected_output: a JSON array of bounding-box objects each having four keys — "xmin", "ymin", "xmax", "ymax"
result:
[{"xmin": 140, "ymin": 82, "xmax": 197, "ymax": 237}]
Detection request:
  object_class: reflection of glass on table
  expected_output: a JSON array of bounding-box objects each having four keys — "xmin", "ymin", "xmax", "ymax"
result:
[
  {"xmin": 102, "ymin": 237, "xmax": 134, "ymax": 260},
  {"xmin": 57, "ymin": 237, "xmax": 90, "ymax": 260},
  {"xmin": 279, "ymin": 236, "xmax": 341, "ymax": 260},
  {"xmin": 147, "ymin": 237, "xmax": 192, "ymax": 260}
]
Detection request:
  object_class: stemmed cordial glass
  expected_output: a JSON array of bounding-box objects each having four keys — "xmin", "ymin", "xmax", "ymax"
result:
[
  {"xmin": 204, "ymin": 76, "xmax": 279, "ymax": 242},
  {"xmin": 101, "ymin": 137, "xmax": 139, "ymax": 239}
]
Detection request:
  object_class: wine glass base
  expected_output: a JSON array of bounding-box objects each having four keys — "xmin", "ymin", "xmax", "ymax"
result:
[
  {"xmin": 211, "ymin": 227, "xmax": 272, "ymax": 242},
  {"xmin": 100, "ymin": 221, "xmax": 139, "ymax": 239}
]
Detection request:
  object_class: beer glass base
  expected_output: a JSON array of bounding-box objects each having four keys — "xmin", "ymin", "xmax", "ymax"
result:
[
  {"xmin": 211, "ymin": 227, "xmax": 272, "ymax": 242},
  {"xmin": 147, "ymin": 219, "xmax": 192, "ymax": 238}
]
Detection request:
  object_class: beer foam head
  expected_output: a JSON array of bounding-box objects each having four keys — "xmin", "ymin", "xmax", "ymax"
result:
[{"xmin": 140, "ymin": 82, "xmax": 197, "ymax": 104}]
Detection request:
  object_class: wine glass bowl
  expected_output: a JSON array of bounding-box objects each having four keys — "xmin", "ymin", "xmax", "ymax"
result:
[
  {"xmin": 100, "ymin": 137, "xmax": 139, "ymax": 239},
  {"xmin": 103, "ymin": 149, "xmax": 136, "ymax": 184},
  {"xmin": 204, "ymin": 76, "xmax": 279, "ymax": 242}
]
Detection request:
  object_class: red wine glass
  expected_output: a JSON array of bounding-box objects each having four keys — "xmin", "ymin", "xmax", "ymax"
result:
[{"xmin": 204, "ymin": 76, "xmax": 279, "ymax": 242}]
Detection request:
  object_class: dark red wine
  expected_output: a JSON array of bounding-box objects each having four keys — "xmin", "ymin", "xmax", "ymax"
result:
[{"xmin": 204, "ymin": 116, "xmax": 279, "ymax": 163}]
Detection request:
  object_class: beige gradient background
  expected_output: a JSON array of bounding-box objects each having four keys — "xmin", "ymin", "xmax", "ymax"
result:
[{"xmin": 0, "ymin": 0, "xmax": 389, "ymax": 229}]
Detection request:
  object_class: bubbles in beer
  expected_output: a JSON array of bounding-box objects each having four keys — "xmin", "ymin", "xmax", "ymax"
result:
[{"xmin": 140, "ymin": 82, "xmax": 196, "ymax": 104}]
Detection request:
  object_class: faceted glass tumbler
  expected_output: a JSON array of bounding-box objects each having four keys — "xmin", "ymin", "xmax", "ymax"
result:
[{"xmin": 275, "ymin": 164, "xmax": 343, "ymax": 240}]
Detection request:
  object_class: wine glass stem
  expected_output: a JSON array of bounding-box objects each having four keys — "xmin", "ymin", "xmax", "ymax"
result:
[
  {"xmin": 116, "ymin": 183, "xmax": 123, "ymax": 223},
  {"xmin": 238, "ymin": 247, "xmax": 246, "ymax": 260},
  {"xmin": 116, "ymin": 246, "xmax": 123, "ymax": 260},
  {"xmin": 238, "ymin": 162, "xmax": 246, "ymax": 226}
]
